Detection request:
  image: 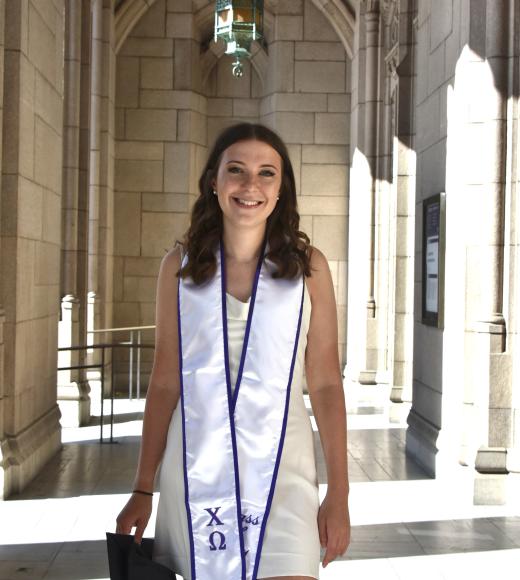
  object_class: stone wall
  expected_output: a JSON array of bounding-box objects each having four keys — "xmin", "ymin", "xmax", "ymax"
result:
[
  {"xmin": 113, "ymin": 0, "xmax": 351, "ymax": 387},
  {"xmin": 0, "ymin": 0, "xmax": 64, "ymax": 496}
]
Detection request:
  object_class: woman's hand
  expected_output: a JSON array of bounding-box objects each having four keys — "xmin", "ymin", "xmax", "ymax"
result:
[
  {"xmin": 318, "ymin": 489, "xmax": 351, "ymax": 568},
  {"xmin": 116, "ymin": 493, "xmax": 153, "ymax": 543}
]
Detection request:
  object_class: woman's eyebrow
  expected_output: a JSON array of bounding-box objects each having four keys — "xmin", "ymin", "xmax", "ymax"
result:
[{"xmin": 225, "ymin": 160, "xmax": 278, "ymax": 169}]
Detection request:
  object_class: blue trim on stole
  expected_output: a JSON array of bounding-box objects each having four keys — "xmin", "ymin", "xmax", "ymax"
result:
[
  {"xmin": 251, "ymin": 277, "xmax": 305, "ymax": 580},
  {"xmin": 220, "ymin": 244, "xmax": 247, "ymax": 580},
  {"xmin": 230, "ymin": 240, "xmax": 266, "ymax": 414},
  {"xmin": 177, "ymin": 274, "xmax": 197, "ymax": 580}
]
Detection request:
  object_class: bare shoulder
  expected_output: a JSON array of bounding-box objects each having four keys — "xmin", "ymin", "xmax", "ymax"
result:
[
  {"xmin": 305, "ymin": 246, "xmax": 334, "ymax": 301},
  {"xmin": 161, "ymin": 244, "xmax": 182, "ymax": 273}
]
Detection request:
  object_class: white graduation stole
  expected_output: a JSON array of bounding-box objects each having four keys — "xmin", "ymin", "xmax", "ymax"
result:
[{"xmin": 178, "ymin": 243, "xmax": 304, "ymax": 580}]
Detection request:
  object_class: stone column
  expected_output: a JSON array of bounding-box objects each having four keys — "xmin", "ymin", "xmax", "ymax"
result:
[
  {"xmin": 346, "ymin": 1, "xmax": 384, "ymax": 393},
  {"xmin": 463, "ymin": 0, "xmax": 517, "ymax": 504},
  {"xmin": 58, "ymin": 0, "xmax": 92, "ymax": 427},
  {"xmin": 0, "ymin": 0, "xmax": 6, "ymax": 497},
  {"xmin": 88, "ymin": 0, "xmax": 103, "ymax": 353},
  {"xmin": 1, "ymin": 0, "xmax": 64, "ymax": 496},
  {"xmin": 389, "ymin": 0, "xmax": 416, "ymax": 421}
]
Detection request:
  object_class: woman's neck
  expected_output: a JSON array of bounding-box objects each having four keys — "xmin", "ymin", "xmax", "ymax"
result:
[{"xmin": 222, "ymin": 225, "xmax": 265, "ymax": 263}]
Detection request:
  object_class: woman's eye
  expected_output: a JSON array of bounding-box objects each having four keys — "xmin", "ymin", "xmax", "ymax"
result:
[
  {"xmin": 260, "ymin": 170, "xmax": 275, "ymax": 177},
  {"xmin": 228, "ymin": 166, "xmax": 242, "ymax": 174}
]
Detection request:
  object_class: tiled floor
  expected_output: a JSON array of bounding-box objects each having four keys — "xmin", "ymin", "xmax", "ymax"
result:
[{"xmin": 1, "ymin": 397, "xmax": 519, "ymax": 579}]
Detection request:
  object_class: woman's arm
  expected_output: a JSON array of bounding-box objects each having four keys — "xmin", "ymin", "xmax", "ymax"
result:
[
  {"xmin": 116, "ymin": 246, "xmax": 182, "ymax": 541},
  {"xmin": 305, "ymin": 247, "xmax": 350, "ymax": 567}
]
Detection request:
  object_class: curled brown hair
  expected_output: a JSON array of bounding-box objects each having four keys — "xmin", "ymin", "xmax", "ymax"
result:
[{"xmin": 180, "ymin": 123, "xmax": 311, "ymax": 284}]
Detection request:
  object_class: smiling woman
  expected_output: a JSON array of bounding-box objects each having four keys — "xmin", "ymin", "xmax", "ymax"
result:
[{"xmin": 116, "ymin": 123, "xmax": 350, "ymax": 580}]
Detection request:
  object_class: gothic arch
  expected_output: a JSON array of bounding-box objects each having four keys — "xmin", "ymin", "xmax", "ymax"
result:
[{"xmin": 115, "ymin": 0, "xmax": 356, "ymax": 58}]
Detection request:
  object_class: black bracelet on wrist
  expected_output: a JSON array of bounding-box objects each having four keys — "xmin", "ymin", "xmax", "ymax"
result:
[{"xmin": 133, "ymin": 489, "xmax": 153, "ymax": 497}]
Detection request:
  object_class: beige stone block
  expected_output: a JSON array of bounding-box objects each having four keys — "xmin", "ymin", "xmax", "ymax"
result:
[
  {"xmin": 177, "ymin": 110, "xmax": 206, "ymax": 145},
  {"xmin": 262, "ymin": 111, "xmax": 314, "ymax": 144},
  {"xmin": 298, "ymin": 195, "xmax": 347, "ymax": 215},
  {"xmin": 114, "ymin": 257, "xmax": 124, "ymax": 302},
  {"xmin": 5, "ymin": 0, "xmax": 29, "ymax": 53},
  {"xmin": 337, "ymin": 305, "xmax": 346, "ymax": 343},
  {"xmin": 430, "ymin": 0, "xmax": 453, "ymax": 50},
  {"xmin": 116, "ymin": 56, "xmax": 139, "ymax": 108},
  {"xmin": 273, "ymin": 92, "xmax": 327, "ymax": 112},
  {"xmin": 126, "ymin": 109, "xmax": 177, "ymax": 141},
  {"xmin": 115, "ymin": 107, "xmax": 125, "ymax": 139},
  {"xmin": 166, "ymin": 12, "xmax": 195, "ymax": 39},
  {"xmin": 141, "ymin": 212, "xmax": 189, "ymax": 256},
  {"xmin": 303, "ymin": 0, "xmax": 340, "ymax": 42},
  {"xmin": 328, "ymin": 259, "xmax": 338, "ymax": 287},
  {"xmin": 167, "ymin": 0, "xmax": 192, "ymax": 11},
  {"xmin": 315, "ymin": 112, "xmax": 349, "ymax": 145},
  {"xmin": 123, "ymin": 275, "xmax": 157, "ymax": 302},
  {"xmin": 208, "ymin": 97, "xmax": 233, "ymax": 117},
  {"xmin": 18, "ymin": 177, "xmax": 43, "ymax": 240},
  {"xmin": 115, "ymin": 140, "xmax": 164, "ymax": 160},
  {"xmin": 216, "ymin": 55, "xmax": 252, "ymax": 98},
  {"xmin": 20, "ymin": 52, "xmax": 35, "ymax": 108},
  {"xmin": 18, "ymin": 99, "xmax": 36, "ymax": 180},
  {"xmin": 119, "ymin": 37, "xmax": 174, "ymax": 57},
  {"xmin": 233, "ymin": 98, "xmax": 259, "ymax": 118},
  {"xmin": 338, "ymin": 260, "xmax": 347, "ymax": 306},
  {"xmin": 313, "ymin": 216, "xmax": 347, "ymax": 260},
  {"xmin": 140, "ymin": 57, "xmax": 173, "ymax": 90},
  {"xmin": 35, "ymin": 240, "xmax": 59, "ymax": 286},
  {"xmin": 428, "ymin": 43, "xmax": 445, "ymax": 94},
  {"xmin": 299, "ymin": 215, "xmax": 312, "ymax": 238},
  {"xmin": 15, "ymin": 238, "xmax": 35, "ymax": 323},
  {"xmin": 301, "ymin": 164, "xmax": 347, "ymax": 196},
  {"xmin": 302, "ymin": 144, "xmax": 348, "ymax": 164},
  {"xmin": 328, "ymin": 94, "xmax": 350, "ymax": 113},
  {"xmin": 275, "ymin": 15, "xmax": 303, "ymax": 41},
  {"xmin": 131, "ymin": 0, "xmax": 166, "ymax": 38},
  {"xmin": 28, "ymin": 2, "xmax": 56, "ymax": 85},
  {"xmin": 277, "ymin": 0, "xmax": 303, "ymax": 14},
  {"xmin": 267, "ymin": 42, "xmax": 294, "ymax": 93},
  {"xmin": 142, "ymin": 192, "xmax": 189, "ymax": 212},
  {"xmin": 295, "ymin": 61, "xmax": 345, "ymax": 94},
  {"xmin": 114, "ymin": 192, "xmax": 141, "ymax": 256},
  {"xmin": 164, "ymin": 142, "xmax": 191, "ymax": 192},
  {"xmin": 139, "ymin": 89, "xmax": 207, "ymax": 113},
  {"xmin": 295, "ymin": 41, "xmax": 345, "ymax": 61},
  {"xmin": 124, "ymin": 257, "xmax": 162, "ymax": 277},
  {"xmin": 115, "ymin": 159, "xmax": 163, "ymax": 192},
  {"xmin": 287, "ymin": 144, "xmax": 301, "ymax": 195},
  {"xmin": 174, "ymin": 39, "xmax": 201, "ymax": 91},
  {"xmin": 35, "ymin": 118, "xmax": 61, "ymax": 192},
  {"xmin": 42, "ymin": 190, "xmax": 61, "ymax": 245}
]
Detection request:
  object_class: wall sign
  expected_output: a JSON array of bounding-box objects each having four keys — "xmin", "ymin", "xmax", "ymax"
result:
[{"xmin": 422, "ymin": 193, "xmax": 446, "ymax": 328}]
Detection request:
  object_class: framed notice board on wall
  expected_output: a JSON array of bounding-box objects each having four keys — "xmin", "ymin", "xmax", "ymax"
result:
[{"xmin": 422, "ymin": 193, "xmax": 446, "ymax": 328}]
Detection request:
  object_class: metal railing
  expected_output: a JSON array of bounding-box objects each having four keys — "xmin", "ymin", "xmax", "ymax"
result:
[
  {"xmin": 89, "ymin": 325, "xmax": 155, "ymax": 400},
  {"xmin": 58, "ymin": 336, "xmax": 154, "ymax": 443}
]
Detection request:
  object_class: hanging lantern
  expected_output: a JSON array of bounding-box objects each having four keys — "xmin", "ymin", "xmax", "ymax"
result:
[{"xmin": 214, "ymin": 0, "xmax": 264, "ymax": 77}]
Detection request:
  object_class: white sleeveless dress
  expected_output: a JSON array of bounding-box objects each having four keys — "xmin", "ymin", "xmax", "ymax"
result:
[{"xmin": 153, "ymin": 283, "xmax": 320, "ymax": 579}]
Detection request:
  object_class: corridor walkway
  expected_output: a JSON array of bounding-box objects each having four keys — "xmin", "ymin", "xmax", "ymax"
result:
[{"xmin": 1, "ymin": 396, "xmax": 519, "ymax": 579}]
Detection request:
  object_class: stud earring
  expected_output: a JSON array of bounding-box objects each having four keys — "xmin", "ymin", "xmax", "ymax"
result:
[{"xmin": 213, "ymin": 189, "xmax": 217, "ymax": 196}]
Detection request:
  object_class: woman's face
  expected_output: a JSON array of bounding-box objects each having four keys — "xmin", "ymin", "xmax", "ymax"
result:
[{"xmin": 213, "ymin": 139, "xmax": 283, "ymax": 231}]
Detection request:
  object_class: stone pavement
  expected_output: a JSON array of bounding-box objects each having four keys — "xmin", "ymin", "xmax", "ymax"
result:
[{"xmin": 0, "ymin": 398, "xmax": 519, "ymax": 579}]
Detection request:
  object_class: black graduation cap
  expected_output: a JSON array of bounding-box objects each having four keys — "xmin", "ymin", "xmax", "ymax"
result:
[{"xmin": 106, "ymin": 532, "xmax": 177, "ymax": 579}]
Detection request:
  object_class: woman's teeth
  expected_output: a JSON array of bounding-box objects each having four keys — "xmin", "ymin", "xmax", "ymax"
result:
[{"xmin": 235, "ymin": 198, "xmax": 261, "ymax": 207}]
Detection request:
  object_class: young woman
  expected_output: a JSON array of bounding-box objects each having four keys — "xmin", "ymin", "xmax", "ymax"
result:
[{"xmin": 116, "ymin": 123, "xmax": 350, "ymax": 580}]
